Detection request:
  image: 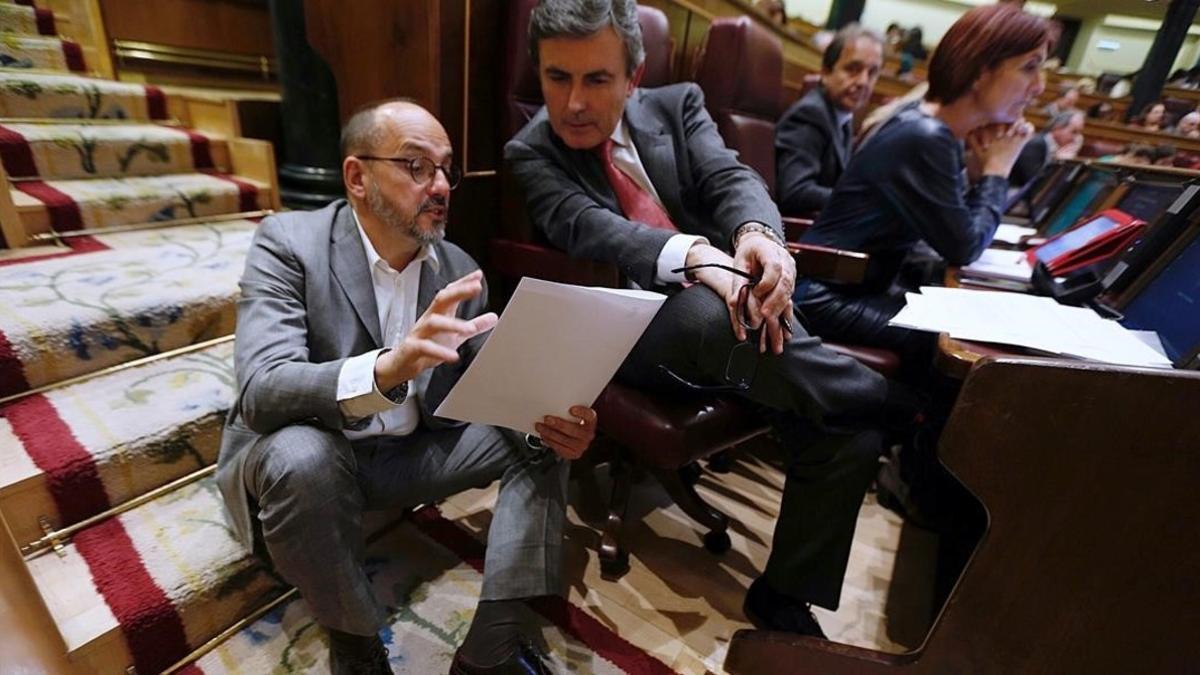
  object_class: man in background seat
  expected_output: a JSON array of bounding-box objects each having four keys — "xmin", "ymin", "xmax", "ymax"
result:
[
  {"xmin": 775, "ymin": 24, "xmax": 883, "ymax": 216},
  {"xmin": 506, "ymin": 0, "xmax": 917, "ymax": 640}
]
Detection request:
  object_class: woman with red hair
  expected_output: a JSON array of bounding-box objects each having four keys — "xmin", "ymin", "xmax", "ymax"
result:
[{"xmin": 793, "ymin": 3, "xmax": 1051, "ymax": 366}]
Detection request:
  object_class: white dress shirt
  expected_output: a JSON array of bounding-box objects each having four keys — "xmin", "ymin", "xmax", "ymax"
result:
[
  {"xmin": 336, "ymin": 208, "xmax": 439, "ymax": 439},
  {"xmin": 608, "ymin": 119, "xmax": 707, "ymax": 284}
]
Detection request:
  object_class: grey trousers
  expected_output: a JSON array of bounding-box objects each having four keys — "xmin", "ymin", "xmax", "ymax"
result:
[{"xmin": 241, "ymin": 422, "xmax": 569, "ymax": 636}]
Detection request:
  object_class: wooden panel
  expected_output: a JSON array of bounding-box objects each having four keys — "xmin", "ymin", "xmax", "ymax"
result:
[
  {"xmin": 304, "ymin": 0, "xmax": 439, "ymax": 123},
  {"xmin": 99, "ymin": 0, "xmax": 272, "ymax": 57}
]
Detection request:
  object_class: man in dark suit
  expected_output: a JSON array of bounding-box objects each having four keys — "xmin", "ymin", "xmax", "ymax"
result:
[
  {"xmin": 775, "ymin": 24, "xmax": 883, "ymax": 216},
  {"xmin": 506, "ymin": 0, "xmax": 913, "ymax": 639},
  {"xmin": 217, "ymin": 100, "xmax": 596, "ymax": 675},
  {"xmin": 1009, "ymin": 110, "xmax": 1084, "ymax": 187}
]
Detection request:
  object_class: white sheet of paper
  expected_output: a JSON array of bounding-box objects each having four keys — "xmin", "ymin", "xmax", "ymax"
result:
[
  {"xmin": 994, "ymin": 223, "xmax": 1037, "ymax": 245},
  {"xmin": 433, "ymin": 277, "xmax": 666, "ymax": 435},
  {"xmin": 889, "ymin": 286, "xmax": 1173, "ymax": 368},
  {"xmin": 959, "ymin": 248, "xmax": 1033, "ymax": 282}
]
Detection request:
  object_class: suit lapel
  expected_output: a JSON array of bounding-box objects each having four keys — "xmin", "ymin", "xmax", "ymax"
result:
[
  {"xmin": 823, "ymin": 90, "xmax": 850, "ymax": 171},
  {"xmin": 414, "ymin": 249, "xmax": 446, "ymax": 394},
  {"xmin": 329, "ymin": 204, "xmax": 383, "ymax": 348},
  {"xmin": 626, "ymin": 92, "xmax": 683, "ymax": 222}
]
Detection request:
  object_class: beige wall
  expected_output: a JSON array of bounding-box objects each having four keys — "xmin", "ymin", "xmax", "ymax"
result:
[
  {"xmin": 784, "ymin": 0, "xmax": 832, "ymax": 27},
  {"xmin": 1072, "ymin": 21, "xmax": 1200, "ymax": 76}
]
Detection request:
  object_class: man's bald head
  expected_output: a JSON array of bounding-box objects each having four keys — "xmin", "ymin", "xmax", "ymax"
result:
[{"xmin": 340, "ymin": 98, "xmax": 448, "ymax": 159}]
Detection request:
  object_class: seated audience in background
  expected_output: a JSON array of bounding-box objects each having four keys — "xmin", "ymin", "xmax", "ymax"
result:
[
  {"xmin": 1009, "ymin": 110, "xmax": 1085, "ymax": 187},
  {"xmin": 507, "ymin": 0, "xmax": 919, "ymax": 640},
  {"xmin": 895, "ymin": 27, "xmax": 926, "ymax": 80},
  {"xmin": 218, "ymin": 99, "xmax": 597, "ymax": 675},
  {"xmin": 1153, "ymin": 144, "xmax": 1178, "ymax": 167},
  {"xmin": 775, "ymin": 24, "xmax": 883, "ymax": 216},
  {"xmin": 1175, "ymin": 111, "xmax": 1200, "ymax": 138},
  {"xmin": 1102, "ymin": 143, "xmax": 1158, "ymax": 165},
  {"xmin": 1087, "ymin": 99, "xmax": 1115, "ymax": 121},
  {"xmin": 885, "ymin": 22, "xmax": 905, "ymax": 56},
  {"xmin": 794, "ymin": 3, "xmax": 1048, "ymax": 365},
  {"xmin": 1134, "ymin": 101, "xmax": 1169, "ymax": 132},
  {"xmin": 1041, "ymin": 83, "xmax": 1079, "ymax": 116}
]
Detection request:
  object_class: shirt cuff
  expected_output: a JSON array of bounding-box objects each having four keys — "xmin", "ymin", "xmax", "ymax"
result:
[
  {"xmin": 337, "ymin": 349, "xmax": 404, "ymax": 420},
  {"xmin": 655, "ymin": 234, "xmax": 708, "ymax": 284}
]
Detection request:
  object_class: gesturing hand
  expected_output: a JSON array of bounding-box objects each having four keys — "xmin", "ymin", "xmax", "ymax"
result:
[
  {"xmin": 375, "ymin": 269, "xmax": 498, "ymax": 391},
  {"xmin": 534, "ymin": 405, "xmax": 598, "ymax": 460},
  {"xmin": 733, "ymin": 231, "xmax": 796, "ymax": 355}
]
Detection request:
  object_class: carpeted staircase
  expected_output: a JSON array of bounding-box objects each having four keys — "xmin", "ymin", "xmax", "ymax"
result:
[{"xmin": 0, "ymin": 3, "xmax": 676, "ymax": 673}]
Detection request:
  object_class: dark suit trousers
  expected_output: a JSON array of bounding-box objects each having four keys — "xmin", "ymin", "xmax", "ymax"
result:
[{"xmin": 615, "ymin": 284, "xmax": 888, "ymax": 609}]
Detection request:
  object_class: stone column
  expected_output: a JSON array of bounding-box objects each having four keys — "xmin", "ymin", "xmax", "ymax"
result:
[
  {"xmin": 1127, "ymin": 0, "xmax": 1200, "ymax": 122},
  {"xmin": 268, "ymin": 0, "xmax": 344, "ymax": 209}
]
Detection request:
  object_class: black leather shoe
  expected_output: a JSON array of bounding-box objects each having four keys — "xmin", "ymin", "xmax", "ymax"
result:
[
  {"xmin": 742, "ymin": 577, "xmax": 827, "ymax": 639},
  {"xmin": 328, "ymin": 628, "xmax": 392, "ymax": 675},
  {"xmin": 448, "ymin": 639, "xmax": 552, "ymax": 675}
]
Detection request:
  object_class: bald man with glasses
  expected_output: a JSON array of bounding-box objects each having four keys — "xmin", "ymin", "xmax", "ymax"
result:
[{"xmin": 217, "ymin": 99, "xmax": 596, "ymax": 675}]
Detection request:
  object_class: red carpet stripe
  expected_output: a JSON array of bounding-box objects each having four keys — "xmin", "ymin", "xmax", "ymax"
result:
[
  {"xmin": 15, "ymin": 180, "xmax": 84, "ymax": 231},
  {"xmin": 3, "ymin": 394, "xmax": 111, "ymax": 523},
  {"xmin": 0, "ymin": 329, "xmax": 30, "ymax": 397},
  {"xmin": 410, "ymin": 506, "xmax": 678, "ymax": 675},
  {"xmin": 182, "ymin": 130, "xmax": 215, "ymax": 170},
  {"xmin": 0, "ymin": 124, "xmax": 38, "ymax": 178},
  {"xmin": 0, "ymin": 236, "xmax": 112, "ymax": 268},
  {"xmin": 145, "ymin": 85, "xmax": 168, "ymax": 120},
  {"xmin": 74, "ymin": 517, "xmax": 193, "ymax": 675},
  {"xmin": 34, "ymin": 8, "xmax": 55, "ymax": 35},
  {"xmin": 204, "ymin": 172, "xmax": 259, "ymax": 212},
  {"xmin": 62, "ymin": 39, "xmax": 86, "ymax": 72}
]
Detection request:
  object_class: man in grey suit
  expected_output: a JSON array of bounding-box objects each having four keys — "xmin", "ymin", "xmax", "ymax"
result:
[
  {"xmin": 775, "ymin": 24, "xmax": 883, "ymax": 216},
  {"xmin": 505, "ymin": 0, "xmax": 914, "ymax": 640},
  {"xmin": 217, "ymin": 100, "xmax": 596, "ymax": 675}
]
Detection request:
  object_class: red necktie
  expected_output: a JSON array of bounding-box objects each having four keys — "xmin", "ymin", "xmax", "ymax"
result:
[{"xmin": 595, "ymin": 138, "xmax": 677, "ymax": 231}]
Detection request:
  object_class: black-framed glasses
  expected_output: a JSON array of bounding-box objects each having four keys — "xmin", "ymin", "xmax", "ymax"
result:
[
  {"xmin": 356, "ymin": 155, "xmax": 463, "ymax": 190},
  {"xmin": 659, "ymin": 263, "xmax": 795, "ymax": 393}
]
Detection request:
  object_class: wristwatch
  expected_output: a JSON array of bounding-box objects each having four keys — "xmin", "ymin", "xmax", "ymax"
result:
[
  {"xmin": 383, "ymin": 381, "xmax": 409, "ymax": 404},
  {"xmin": 734, "ymin": 222, "xmax": 786, "ymax": 249}
]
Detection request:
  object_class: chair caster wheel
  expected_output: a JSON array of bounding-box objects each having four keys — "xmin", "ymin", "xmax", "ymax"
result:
[
  {"xmin": 703, "ymin": 530, "xmax": 731, "ymax": 554},
  {"xmin": 600, "ymin": 555, "xmax": 630, "ymax": 580}
]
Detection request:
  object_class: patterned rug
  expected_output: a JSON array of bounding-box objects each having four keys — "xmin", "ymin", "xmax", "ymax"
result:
[
  {"xmin": 0, "ymin": 33, "xmax": 84, "ymax": 72},
  {"xmin": 0, "ymin": 2, "xmax": 55, "ymax": 36},
  {"xmin": 0, "ymin": 71, "xmax": 167, "ymax": 120},
  {"xmin": 0, "ymin": 339, "xmax": 233, "ymax": 541},
  {"xmin": 188, "ymin": 507, "xmax": 676, "ymax": 675},
  {"xmin": 0, "ymin": 219, "xmax": 255, "ymax": 396},
  {"xmin": 0, "ymin": 122, "xmax": 215, "ymax": 179}
]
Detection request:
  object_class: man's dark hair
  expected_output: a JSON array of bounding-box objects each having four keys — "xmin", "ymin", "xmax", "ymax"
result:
[
  {"xmin": 339, "ymin": 97, "xmax": 419, "ymax": 159},
  {"xmin": 529, "ymin": 0, "xmax": 645, "ymax": 76},
  {"xmin": 821, "ymin": 23, "xmax": 883, "ymax": 72}
]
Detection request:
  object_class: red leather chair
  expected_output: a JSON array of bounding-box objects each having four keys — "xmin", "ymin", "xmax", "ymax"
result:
[
  {"xmin": 494, "ymin": 1, "xmax": 768, "ymax": 578},
  {"xmin": 693, "ymin": 16, "xmax": 900, "ymax": 377}
]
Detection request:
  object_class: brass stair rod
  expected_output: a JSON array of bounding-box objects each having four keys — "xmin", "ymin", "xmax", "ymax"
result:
[
  {"xmin": 0, "ymin": 334, "xmax": 235, "ymax": 407},
  {"xmin": 30, "ymin": 209, "xmax": 274, "ymax": 242},
  {"xmin": 21, "ymin": 465, "xmax": 217, "ymax": 558}
]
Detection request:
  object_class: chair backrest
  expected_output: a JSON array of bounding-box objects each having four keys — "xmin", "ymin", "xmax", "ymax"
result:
[
  {"xmin": 501, "ymin": 1, "xmax": 675, "ymax": 139},
  {"xmin": 692, "ymin": 16, "xmax": 783, "ymax": 194}
]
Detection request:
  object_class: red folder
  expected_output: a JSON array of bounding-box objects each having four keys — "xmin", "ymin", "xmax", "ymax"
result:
[{"xmin": 1025, "ymin": 209, "xmax": 1146, "ymax": 277}]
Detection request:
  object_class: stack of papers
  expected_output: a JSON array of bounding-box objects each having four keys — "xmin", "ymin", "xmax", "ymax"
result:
[
  {"xmin": 890, "ymin": 287, "xmax": 1172, "ymax": 368},
  {"xmin": 993, "ymin": 223, "xmax": 1038, "ymax": 245},
  {"xmin": 960, "ymin": 248, "xmax": 1033, "ymax": 283}
]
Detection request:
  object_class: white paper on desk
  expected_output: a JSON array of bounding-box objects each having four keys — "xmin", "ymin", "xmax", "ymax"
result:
[
  {"xmin": 433, "ymin": 277, "xmax": 666, "ymax": 435},
  {"xmin": 993, "ymin": 223, "xmax": 1037, "ymax": 245},
  {"xmin": 959, "ymin": 248, "xmax": 1033, "ymax": 282},
  {"xmin": 888, "ymin": 286, "xmax": 1173, "ymax": 368}
]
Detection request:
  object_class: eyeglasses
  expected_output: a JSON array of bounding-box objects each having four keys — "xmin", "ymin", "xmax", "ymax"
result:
[
  {"xmin": 356, "ymin": 155, "xmax": 462, "ymax": 190},
  {"xmin": 659, "ymin": 263, "xmax": 795, "ymax": 393}
]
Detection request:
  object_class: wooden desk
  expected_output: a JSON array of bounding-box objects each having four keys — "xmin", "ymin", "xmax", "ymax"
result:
[{"xmin": 726, "ymin": 357, "xmax": 1200, "ymax": 675}]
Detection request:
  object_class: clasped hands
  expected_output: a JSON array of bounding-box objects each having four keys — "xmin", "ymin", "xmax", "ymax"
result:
[
  {"xmin": 685, "ymin": 229, "xmax": 796, "ymax": 355},
  {"xmin": 965, "ymin": 118, "xmax": 1035, "ymax": 181},
  {"xmin": 373, "ymin": 269, "xmax": 596, "ymax": 460}
]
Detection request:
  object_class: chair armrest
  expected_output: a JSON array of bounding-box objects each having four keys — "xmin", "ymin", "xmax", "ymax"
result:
[
  {"xmin": 781, "ymin": 216, "xmax": 814, "ymax": 242},
  {"xmin": 787, "ymin": 242, "xmax": 870, "ymax": 285},
  {"xmin": 490, "ymin": 239, "xmax": 621, "ymax": 288}
]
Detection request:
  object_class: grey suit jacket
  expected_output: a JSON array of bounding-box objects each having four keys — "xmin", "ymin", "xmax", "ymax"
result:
[
  {"xmin": 504, "ymin": 83, "xmax": 783, "ymax": 290},
  {"xmin": 775, "ymin": 86, "xmax": 849, "ymax": 216},
  {"xmin": 216, "ymin": 199, "xmax": 489, "ymax": 548}
]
